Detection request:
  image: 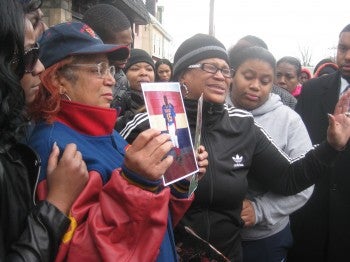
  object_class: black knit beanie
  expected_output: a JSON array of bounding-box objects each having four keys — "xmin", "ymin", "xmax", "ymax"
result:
[
  {"xmin": 173, "ymin": 33, "xmax": 229, "ymax": 80},
  {"xmin": 124, "ymin": 49, "xmax": 155, "ymax": 73}
]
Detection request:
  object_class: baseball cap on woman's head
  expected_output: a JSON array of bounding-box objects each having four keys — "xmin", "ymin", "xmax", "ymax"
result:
[
  {"xmin": 39, "ymin": 22, "xmax": 130, "ymax": 68},
  {"xmin": 173, "ymin": 33, "xmax": 229, "ymax": 80}
]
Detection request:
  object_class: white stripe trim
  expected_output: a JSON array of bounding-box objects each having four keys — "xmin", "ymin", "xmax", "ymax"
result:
[
  {"xmin": 224, "ymin": 105, "xmax": 253, "ymax": 118},
  {"xmin": 120, "ymin": 112, "xmax": 149, "ymax": 139},
  {"xmin": 254, "ymin": 121, "xmax": 291, "ymax": 162}
]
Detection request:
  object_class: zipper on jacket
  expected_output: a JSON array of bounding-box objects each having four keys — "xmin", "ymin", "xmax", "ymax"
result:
[{"xmin": 202, "ymin": 128, "xmax": 214, "ymax": 241}]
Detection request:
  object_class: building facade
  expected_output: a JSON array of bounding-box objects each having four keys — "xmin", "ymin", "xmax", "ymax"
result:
[{"xmin": 41, "ymin": 0, "xmax": 173, "ymax": 61}]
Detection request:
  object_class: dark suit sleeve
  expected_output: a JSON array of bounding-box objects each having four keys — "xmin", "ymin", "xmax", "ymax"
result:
[{"xmin": 296, "ymin": 74, "xmax": 340, "ymax": 144}]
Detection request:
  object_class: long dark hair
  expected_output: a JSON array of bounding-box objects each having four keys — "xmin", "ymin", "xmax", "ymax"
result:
[
  {"xmin": 0, "ymin": 0, "xmax": 26, "ymax": 148},
  {"xmin": 155, "ymin": 58, "xmax": 173, "ymax": 82}
]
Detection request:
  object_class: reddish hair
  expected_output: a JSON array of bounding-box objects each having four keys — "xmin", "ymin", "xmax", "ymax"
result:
[
  {"xmin": 313, "ymin": 62, "xmax": 339, "ymax": 78},
  {"xmin": 29, "ymin": 60, "xmax": 71, "ymax": 123}
]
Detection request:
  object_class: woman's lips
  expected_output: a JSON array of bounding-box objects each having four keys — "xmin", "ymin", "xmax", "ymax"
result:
[
  {"xmin": 102, "ymin": 93, "xmax": 113, "ymax": 101},
  {"xmin": 245, "ymin": 93, "xmax": 259, "ymax": 101}
]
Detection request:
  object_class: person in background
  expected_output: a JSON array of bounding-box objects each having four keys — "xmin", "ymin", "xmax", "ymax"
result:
[
  {"xmin": 275, "ymin": 56, "xmax": 303, "ymax": 98},
  {"xmin": 300, "ymin": 67, "xmax": 312, "ymax": 84},
  {"xmin": 155, "ymin": 58, "xmax": 173, "ymax": 82},
  {"xmin": 170, "ymin": 33, "xmax": 350, "ymax": 262},
  {"xmin": 29, "ymin": 21, "xmax": 197, "ymax": 261},
  {"xmin": 288, "ymin": 23, "xmax": 350, "ymax": 262},
  {"xmin": 115, "ymin": 48, "xmax": 155, "ymax": 142},
  {"xmin": 228, "ymin": 46, "xmax": 313, "ymax": 262},
  {"xmin": 82, "ymin": 3, "xmax": 133, "ymax": 114},
  {"xmin": 1, "ymin": 2, "xmax": 88, "ymax": 261},
  {"xmin": 228, "ymin": 35, "xmax": 297, "ymax": 109},
  {"xmin": 313, "ymin": 61, "xmax": 339, "ymax": 78},
  {"xmin": 313, "ymin": 58, "xmax": 336, "ymax": 74}
]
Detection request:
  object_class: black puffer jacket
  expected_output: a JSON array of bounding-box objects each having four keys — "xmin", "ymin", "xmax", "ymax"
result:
[{"xmin": 0, "ymin": 143, "xmax": 70, "ymax": 261}]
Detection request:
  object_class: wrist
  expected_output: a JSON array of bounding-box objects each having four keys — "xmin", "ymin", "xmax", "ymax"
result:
[{"xmin": 46, "ymin": 194, "xmax": 70, "ymax": 215}]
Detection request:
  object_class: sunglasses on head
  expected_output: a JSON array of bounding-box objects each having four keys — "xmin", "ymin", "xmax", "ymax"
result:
[
  {"xmin": 23, "ymin": 0, "xmax": 42, "ymax": 13},
  {"xmin": 12, "ymin": 42, "xmax": 40, "ymax": 74}
]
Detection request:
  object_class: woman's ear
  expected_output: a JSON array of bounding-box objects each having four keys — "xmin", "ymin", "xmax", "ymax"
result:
[{"xmin": 54, "ymin": 71, "xmax": 69, "ymax": 95}]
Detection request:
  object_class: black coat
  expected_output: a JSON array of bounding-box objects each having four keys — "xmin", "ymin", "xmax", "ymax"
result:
[
  {"xmin": 289, "ymin": 71, "xmax": 350, "ymax": 262},
  {"xmin": 0, "ymin": 143, "xmax": 70, "ymax": 261}
]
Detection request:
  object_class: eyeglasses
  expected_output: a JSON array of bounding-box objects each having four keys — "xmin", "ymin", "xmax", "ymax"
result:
[
  {"xmin": 11, "ymin": 42, "xmax": 40, "ymax": 73},
  {"xmin": 188, "ymin": 63, "xmax": 234, "ymax": 78},
  {"xmin": 68, "ymin": 62, "xmax": 116, "ymax": 79}
]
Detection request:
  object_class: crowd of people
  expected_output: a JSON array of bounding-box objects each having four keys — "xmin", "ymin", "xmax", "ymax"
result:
[{"xmin": 1, "ymin": 1, "xmax": 350, "ymax": 262}]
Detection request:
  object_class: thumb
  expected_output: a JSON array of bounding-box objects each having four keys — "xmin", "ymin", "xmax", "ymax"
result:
[
  {"xmin": 328, "ymin": 113, "xmax": 336, "ymax": 128},
  {"xmin": 47, "ymin": 142, "xmax": 59, "ymax": 175}
]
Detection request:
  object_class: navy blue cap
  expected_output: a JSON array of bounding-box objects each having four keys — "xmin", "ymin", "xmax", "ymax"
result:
[{"xmin": 39, "ymin": 22, "xmax": 130, "ymax": 68}]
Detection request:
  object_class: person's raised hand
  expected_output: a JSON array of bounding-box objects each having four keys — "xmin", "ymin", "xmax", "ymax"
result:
[
  {"xmin": 327, "ymin": 89, "xmax": 350, "ymax": 151},
  {"xmin": 46, "ymin": 143, "xmax": 88, "ymax": 215},
  {"xmin": 124, "ymin": 129, "xmax": 174, "ymax": 181}
]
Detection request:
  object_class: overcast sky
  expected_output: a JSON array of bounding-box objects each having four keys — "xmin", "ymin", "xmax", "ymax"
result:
[{"xmin": 160, "ymin": 0, "xmax": 349, "ymax": 66}]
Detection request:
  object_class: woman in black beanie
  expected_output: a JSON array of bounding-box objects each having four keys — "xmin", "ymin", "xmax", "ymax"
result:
[
  {"xmin": 115, "ymin": 49, "xmax": 155, "ymax": 140},
  {"xmin": 171, "ymin": 33, "xmax": 350, "ymax": 262},
  {"xmin": 123, "ymin": 48, "xmax": 155, "ymax": 106}
]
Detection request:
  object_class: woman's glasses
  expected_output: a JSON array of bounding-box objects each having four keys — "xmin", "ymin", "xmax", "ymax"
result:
[
  {"xmin": 12, "ymin": 42, "xmax": 40, "ymax": 74},
  {"xmin": 188, "ymin": 63, "xmax": 234, "ymax": 78},
  {"xmin": 68, "ymin": 62, "xmax": 116, "ymax": 79}
]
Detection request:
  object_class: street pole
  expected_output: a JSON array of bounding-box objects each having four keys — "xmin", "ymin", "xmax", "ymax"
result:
[{"xmin": 209, "ymin": 0, "xmax": 215, "ymax": 36}]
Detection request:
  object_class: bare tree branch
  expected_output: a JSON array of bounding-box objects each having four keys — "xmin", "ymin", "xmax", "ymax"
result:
[{"xmin": 298, "ymin": 45, "xmax": 312, "ymax": 66}]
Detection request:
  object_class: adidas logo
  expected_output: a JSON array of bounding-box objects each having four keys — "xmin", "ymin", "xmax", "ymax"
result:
[{"xmin": 232, "ymin": 154, "xmax": 244, "ymax": 168}]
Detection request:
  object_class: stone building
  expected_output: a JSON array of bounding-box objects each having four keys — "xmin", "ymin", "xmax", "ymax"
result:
[{"xmin": 41, "ymin": 0, "xmax": 173, "ymax": 60}]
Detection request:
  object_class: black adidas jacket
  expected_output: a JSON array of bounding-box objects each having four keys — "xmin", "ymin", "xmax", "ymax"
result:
[{"xmin": 177, "ymin": 99, "xmax": 339, "ymax": 262}]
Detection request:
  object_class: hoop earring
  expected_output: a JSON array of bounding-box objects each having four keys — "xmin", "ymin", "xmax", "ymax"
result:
[
  {"xmin": 60, "ymin": 93, "xmax": 71, "ymax": 101},
  {"xmin": 181, "ymin": 83, "xmax": 189, "ymax": 98}
]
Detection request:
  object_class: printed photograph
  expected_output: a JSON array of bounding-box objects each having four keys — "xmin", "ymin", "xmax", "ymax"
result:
[{"xmin": 142, "ymin": 82, "xmax": 198, "ymax": 186}]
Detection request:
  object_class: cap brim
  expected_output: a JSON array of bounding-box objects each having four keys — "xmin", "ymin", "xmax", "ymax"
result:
[{"xmin": 71, "ymin": 44, "xmax": 129, "ymax": 61}]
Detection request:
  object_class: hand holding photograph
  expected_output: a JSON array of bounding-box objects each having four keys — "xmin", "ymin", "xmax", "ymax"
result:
[{"xmin": 142, "ymin": 82, "xmax": 199, "ymax": 186}]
